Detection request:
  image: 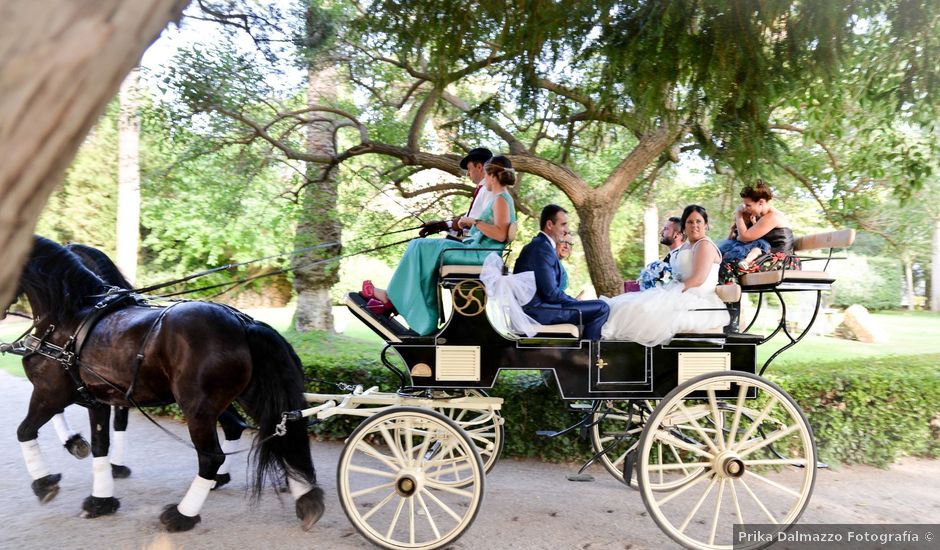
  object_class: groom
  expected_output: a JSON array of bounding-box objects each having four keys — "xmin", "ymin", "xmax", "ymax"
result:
[{"xmin": 513, "ymin": 205, "xmax": 610, "ymax": 340}]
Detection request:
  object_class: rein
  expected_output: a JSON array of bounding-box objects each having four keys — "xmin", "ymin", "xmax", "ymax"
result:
[{"xmin": 130, "ymin": 228, "xmax": 422, "ymax": 299}]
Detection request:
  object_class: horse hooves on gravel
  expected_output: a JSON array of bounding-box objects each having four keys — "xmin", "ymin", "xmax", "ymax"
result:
[
  {"xmin": 64, "ymin": 434, "xmax": 91, "ymax": 459},
  {"xmin": 31, "ymin": 473, "xmax": 62, "ymax": 504},
  {"xmin": 111, "ymin": 464, "xmax": 131, "ymax": 479},
  {"xmin": 160, "ymin": 504, "xmax": 201, "ymax": 532},
  {"xmin": 295, "ymin": 486, "xmax": 325, "ymax": 531},
  {"xmin": 81, "ymin": 495, "xmax": 120, "ymax": 518},
  {"xmin": 211, "ymin": 473, "xmax": 231, "ymax": 490}
]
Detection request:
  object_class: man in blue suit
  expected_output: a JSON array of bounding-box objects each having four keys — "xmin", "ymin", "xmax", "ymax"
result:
[{"xmin": 513, "ymin": 205, "xmax": 610, "ymax": 340}]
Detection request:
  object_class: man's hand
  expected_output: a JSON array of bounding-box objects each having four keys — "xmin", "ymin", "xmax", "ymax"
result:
[{"xmin": 418, "ymin": 220, "xmax": 451, "ymax": 238}]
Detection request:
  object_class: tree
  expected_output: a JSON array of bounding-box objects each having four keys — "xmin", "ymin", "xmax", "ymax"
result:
[
  {"xmin": 163, "ymin": 0, "xmax": 939, "ymax": 297},
  {"xmin": 0, "ymin": 0, "xmax": 189, "ymax": 312}
]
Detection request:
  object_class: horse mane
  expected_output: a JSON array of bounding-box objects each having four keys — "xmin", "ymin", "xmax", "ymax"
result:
[
  {"xmin": 23, "ymin": 236, "xmax": 110, "ymax": 319},
  {"xmin": 66, "ymin": 243, "xmax": 134, "ymax": 290}
]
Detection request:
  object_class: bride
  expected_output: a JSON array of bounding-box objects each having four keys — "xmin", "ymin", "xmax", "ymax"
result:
[{"xmin": 601, "ymin": 205, "xmax": 730, "ymax": 345}]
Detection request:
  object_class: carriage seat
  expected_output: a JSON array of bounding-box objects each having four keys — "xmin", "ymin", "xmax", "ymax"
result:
[
  {"xmin": 738, "ymin": 229, "xmax": 855, "ymax": 291},
  {"xmin": 438, "ymin": 222, "xmax": 517, "ymax": 281}
]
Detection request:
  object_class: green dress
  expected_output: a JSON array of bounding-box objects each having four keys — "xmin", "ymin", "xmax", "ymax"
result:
[{"xmin": 387, "ymin": 191, "xmax": 516, "ymax": 335}]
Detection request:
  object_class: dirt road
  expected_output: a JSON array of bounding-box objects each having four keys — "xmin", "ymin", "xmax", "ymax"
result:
[{"xmin": 1, "ymin": 370, "xmax": 938, "ymax": 549}]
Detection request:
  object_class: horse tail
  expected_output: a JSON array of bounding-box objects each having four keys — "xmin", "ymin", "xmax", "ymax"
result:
[{"xmin": 240, "ymin": 320, "xmax": 316, "ymax": 502}]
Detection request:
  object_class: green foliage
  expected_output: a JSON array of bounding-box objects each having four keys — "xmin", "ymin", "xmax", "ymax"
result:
[
  {"xmin": 773, "ymin": 355, "xmax": 940, "ymax": 467},
  {"xmin": 829, "ymin": 256, "xmax": 903, "ymax": 310},
  {"xmin": 35, "ymin": 102, "xmax": 120, "ymax": 251}
]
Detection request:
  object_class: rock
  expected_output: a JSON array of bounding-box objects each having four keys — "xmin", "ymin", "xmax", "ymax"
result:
[{"xmin": 836, "ymin": 304, "xmax": 887, "ymax": 343}]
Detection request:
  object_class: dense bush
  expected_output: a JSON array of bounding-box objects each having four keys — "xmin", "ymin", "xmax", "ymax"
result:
[{"xmin": 828, "ymin": 255, "xmax": 903, "ymax": 310}]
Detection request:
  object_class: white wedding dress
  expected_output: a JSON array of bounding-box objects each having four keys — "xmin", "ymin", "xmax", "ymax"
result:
[{"xmin": 600, "ymin": 238, "xmax": 730, "ymax": 345}]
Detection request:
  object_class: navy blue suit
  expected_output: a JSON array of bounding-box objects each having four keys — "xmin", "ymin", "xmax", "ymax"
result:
[{"xmin": 513, "ymin": 233, "xmax": 610, "ymax": 340}]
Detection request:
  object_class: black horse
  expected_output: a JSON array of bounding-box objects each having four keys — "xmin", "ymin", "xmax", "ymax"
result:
[
  {"xmin": 12, "ymin": 236, "xmax": 324, "ymax": 531},
  {"xmin": 63, "ymin": 243, "xmax": 250, "ymax": 487}
]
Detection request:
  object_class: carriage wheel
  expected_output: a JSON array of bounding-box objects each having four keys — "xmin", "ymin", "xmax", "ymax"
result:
[
  {"xmin": 637, "ymin": 372, "xmax": 816, "ymax": 550},
  {"xmin": 337, "ymin": 407, "xmax": 485, "ymax": 550},
  {"xmin": 435, "ymin": 390, "xmax": 504, "ymax": 482},
  {"xmin": 590, "ymin": 399, "xmax": 650, "ymax": 487},
  {"xmin": 591, "ymin": 400, "xmax": 706, "ymax": 490}
]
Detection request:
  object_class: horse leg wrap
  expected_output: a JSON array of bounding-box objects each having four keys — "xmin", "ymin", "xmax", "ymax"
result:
[
  {"xmin": 216, "ymin": 439, "xmax": 239, "ymax": 476},
  {"xmin": 92, "ymin": 457, "xmax": 114, "ymax": 498},
  {"xmin": 287, "ymin": 476, "xmax": 314, "ymax": 501},
  {"xmin": 20, "ymin": 439, "xmax": 51, "ymax": 480},
  {"xmin": 110, "ymin": 431, "xmax": 126, "ymax": 466},
  {"xmin": 177, "ymin": 476, "xmax": 215, "ymax": 517},
  {"xmin": 52, "ymin": 414, "xmax": 76, "ymax": 445}
]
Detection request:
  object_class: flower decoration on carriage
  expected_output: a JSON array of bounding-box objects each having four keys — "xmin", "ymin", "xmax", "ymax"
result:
[{"xmin": 638, "ymin": 260, "xmax": 672, "ymax": 290}]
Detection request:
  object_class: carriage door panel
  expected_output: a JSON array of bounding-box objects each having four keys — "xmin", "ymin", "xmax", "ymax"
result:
[{"xmin": 590, "ymin": 341, "xmax": 653, "ymax": 393}]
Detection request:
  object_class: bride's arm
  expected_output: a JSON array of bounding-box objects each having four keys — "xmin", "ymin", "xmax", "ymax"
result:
[{"xmin": 682, "ymin": 241, "xmax": 720, "ymax": 292}]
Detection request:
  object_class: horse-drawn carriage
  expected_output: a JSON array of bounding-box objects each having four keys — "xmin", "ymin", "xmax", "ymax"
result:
[
  {"xmin": 297, "ymin": 229, "xmax": 856, "ymax": 550},
  {"xmin": 3, "ymin": 228, "xmax": 853, "ymax": 550}
]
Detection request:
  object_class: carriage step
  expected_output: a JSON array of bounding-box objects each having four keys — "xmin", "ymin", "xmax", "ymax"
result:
[
  {"xmin": 566, "ymin": 473, "xmax": 595, "ymax": 482},
  {"xmin": 567, "ymin": 403, "xmax": 594, "ymax": 410},
  {"xmin": 535, "ymin": 430, "xmax": 561, "ymax": 438}
]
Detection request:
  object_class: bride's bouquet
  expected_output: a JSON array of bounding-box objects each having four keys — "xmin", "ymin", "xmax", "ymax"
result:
[{"xmin": 638, "ymin": 260, "xmax": 672, "ymax": 290}]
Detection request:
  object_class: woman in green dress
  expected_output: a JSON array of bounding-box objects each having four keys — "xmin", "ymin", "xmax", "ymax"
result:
[{"xmin": 364, "ymin": 155, "xmax": 517, "ymax": 335}]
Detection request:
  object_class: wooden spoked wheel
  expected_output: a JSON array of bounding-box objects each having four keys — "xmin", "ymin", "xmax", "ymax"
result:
[
  {"xmin": 337, "ymin": 407, "xmax": 485, "ymax": 550},
  {"xmin": 591, "ymin": 399, "xmax": 706, "ymax": 491},
  {"xmin": 434, "ymin": 390, "xmax": 504, "ymax": 483},
  {"xmin": 637, "ymin": 372, "xmax": 816, "ymax": 550},
  {"xmin": 589, "ymin": 399, "xmax": 651, "ymax": 487}
]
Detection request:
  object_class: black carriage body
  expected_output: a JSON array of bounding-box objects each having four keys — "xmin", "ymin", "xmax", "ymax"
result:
[{"xmin": 351, "ymin": 279, "xmax": 757, "ymax": 400}]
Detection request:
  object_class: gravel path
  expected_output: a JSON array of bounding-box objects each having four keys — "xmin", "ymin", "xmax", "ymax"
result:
[{"xmin": 1, "ymin": 370, "xmax": 938, "ymax": 550}]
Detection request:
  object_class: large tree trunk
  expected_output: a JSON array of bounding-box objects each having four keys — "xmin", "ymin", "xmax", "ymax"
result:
[
  {"xmin": 116, "ymin": 67, "xmax": 141, "ymax": 283},
  {"xmin": 291, "ymin": 56, "xmax": 342, "ymax": 332},
  {"xmin": 576, "ymin": 126, "xmax": 681, "ymax": 297},
  {"xmin": 577, "ymin": 196, "xmax": 621, "ymax": 297},
  {"xmin": 0, "ymin": 0, "xmax": 188, "ymax": 312},
  {"xmin": 931, "ymin": 219, "xmax": 940, "ymax": 312}
]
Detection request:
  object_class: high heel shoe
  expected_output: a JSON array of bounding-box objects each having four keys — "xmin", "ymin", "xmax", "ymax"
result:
[
  {"xmin": 361, "ymin": 280, "xmax": 376, "ymax": 300},
  {"xmin": 366, "ymin": 298, "xmax": 396, "ymax": 315}
]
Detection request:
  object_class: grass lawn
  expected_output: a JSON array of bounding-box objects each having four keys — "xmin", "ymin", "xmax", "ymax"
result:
[{"xmin": 757, "ymin": 310, "xmax": 940, "ymax": 367}]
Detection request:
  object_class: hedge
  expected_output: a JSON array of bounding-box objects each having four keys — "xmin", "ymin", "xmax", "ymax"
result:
[{"xmin": 294, "ymin": 334, "xmax": 940, "ymax": 468}]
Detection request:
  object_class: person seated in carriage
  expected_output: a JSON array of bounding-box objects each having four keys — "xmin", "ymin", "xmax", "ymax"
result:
[
  {"xmin": 418, "ymin": 147, "xmax": 496, "ymax": 238},
  {"xmin": 362, "ymin": 155, "xmax": 517, "ymax": 335},
  {"xmin": 512, "ymin": 205, "xmax": 610, "ymax": 340},
  {"xmin": 718, "ymin": 180, "xmax": 794, "ymax": 271},
  {"xmin": 600, "ymin": 204, "xmax": 730, "ymax": 345}
]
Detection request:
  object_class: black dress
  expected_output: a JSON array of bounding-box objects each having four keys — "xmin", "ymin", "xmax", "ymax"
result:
[{"xmin": 762, "ymin": 227, "xmax": 794, "ymax": 253}]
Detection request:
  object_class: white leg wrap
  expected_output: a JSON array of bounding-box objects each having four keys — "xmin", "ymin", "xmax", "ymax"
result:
[
  {"xmin": 110, "ymin": 431, "xmax": 126, "ymax": 466},
  {"xmin": 20, "ymin": 439, "xmax": 51, "ymax": 480},
  {"xmin": 91, "ymin": 456, "xmax": 114, "ymax": 498},
  {"xmin": 177, "ymin": 476, "xmax": 215, "ymax": 517},
  {"xmin": 287, "ymin": 476, "xmax": 314, "ymax": 501},
  {"xmin": 216, "ymin": 439, "xmax": 240, "ymax": 476},
  {"xmin": 52, "ymin": 414, "xmax": 75, "ymax": 445}
]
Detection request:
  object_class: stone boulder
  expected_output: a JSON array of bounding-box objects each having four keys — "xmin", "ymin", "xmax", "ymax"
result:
[{"xmin": 836, "ymin": 304, "xmax": 887, "ymax": 343}]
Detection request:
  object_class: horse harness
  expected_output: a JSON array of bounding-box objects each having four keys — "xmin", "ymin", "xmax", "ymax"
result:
[{"xmin": 3, "ymin": 290, "xmax": 180, "ymax": 407}]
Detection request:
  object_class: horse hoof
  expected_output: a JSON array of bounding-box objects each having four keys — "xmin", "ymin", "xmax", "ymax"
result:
[
  {"xmin": 31, "ymin": 473, "xmax": 62, "ymax": 504},
  {"xmin": 111, "ymin": 464, "xmax": 132, "ymax": 479},
  {"xmin": 160, "ymin": 504, "xmax": 201, "ymax": 532},
  {"xmin": 64, "ymin": 434, "xmax": 90, "ymax": 459},
  {"xmin": 81, "ymin": 495, "xmax": 120, "ymax": 518},
  {"xmin": 295, "ymin": 486, "xmax": 325, "ymax": 531},
  {"xmin": 211, "ymin": 473, "xmax": 231, "ymax": 490}
]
